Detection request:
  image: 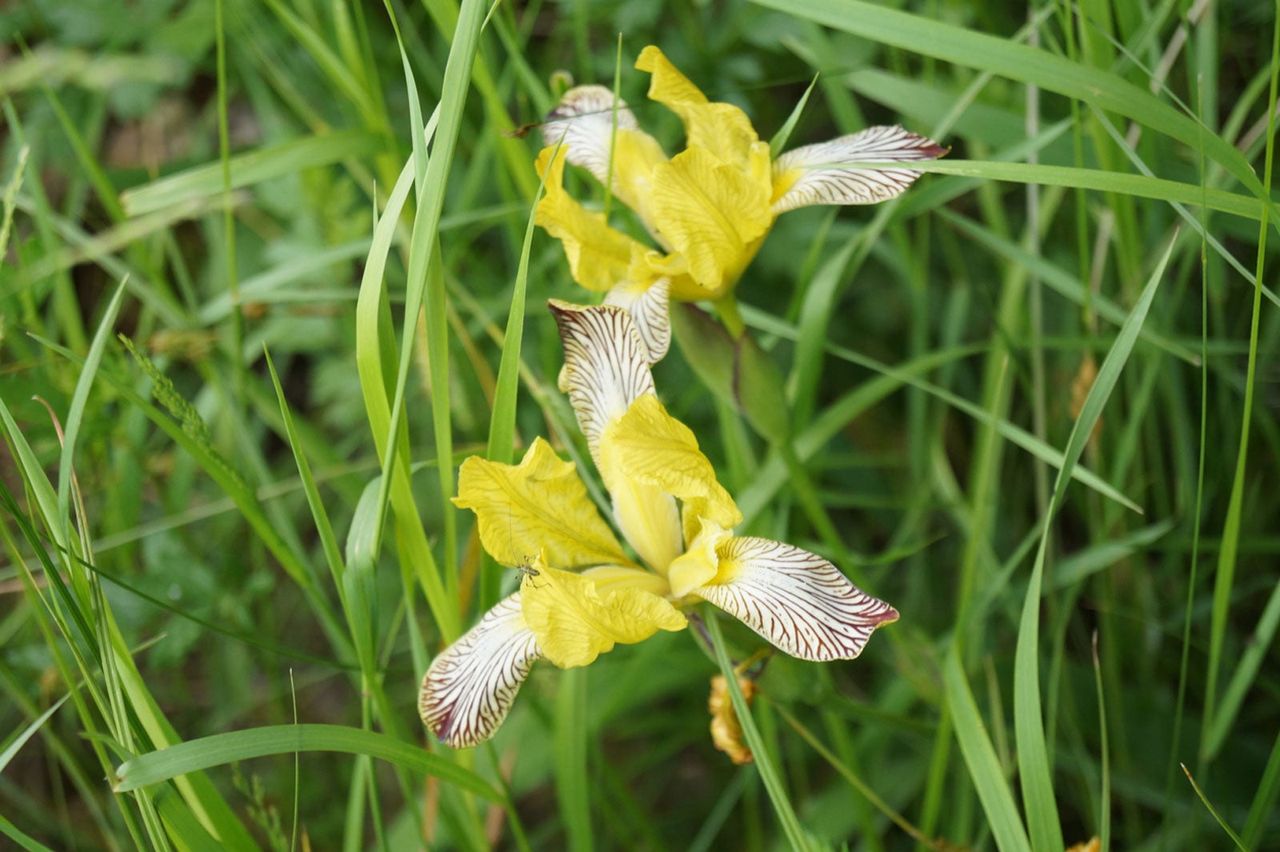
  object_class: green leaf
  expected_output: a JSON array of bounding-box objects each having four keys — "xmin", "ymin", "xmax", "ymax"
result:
[
  {"xmin": 750, "ymin": 0, "xmax": 1272, "ymax": 209},
  {"xmin": 671, "ymin": 303, "xmax": 790, "ymax": 443},
  {"xmin": 1012, "ymin": 236, "xmax": 1174, "ymax": 852},
  {"xmin": 120, "ymin": 131, "xmax": 382, "ymax": 216},
  {"xmin": 942, "ymin": 651, "xmax": 1032, "ymax": 852},
  {"xmin": 114, "ymin": 725, "xmax": 500, "ymax": 801},
  {"xmin": 704, "ymin": 609, "xmax": 811, "ymax": 851}
]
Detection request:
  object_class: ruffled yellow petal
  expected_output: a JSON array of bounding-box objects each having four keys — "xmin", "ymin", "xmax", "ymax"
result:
[
  {"xmin": 535, "ymin": 145, "xmax": 651, "ymax": 293},
  {"xmin": 667, "ymin": 517, "xmax": 732, "ymax": 598},
  {"xmin": 453, "ymin": 438, "xmax": 630, "ymax": 569},
  {"xmin": 599, "ymin": 393, "xmax": 742, "ymax": 557},
  {"xmin": 520, "ymin": 563, "xmax": 687, "ymax": 668},
  {"xmin": 649, "ymin": 147, "xmax": 772, "ymax": 295},
  {"xmin": 635, "ymin": 46, "xmax": 768, "ymax": 182}
]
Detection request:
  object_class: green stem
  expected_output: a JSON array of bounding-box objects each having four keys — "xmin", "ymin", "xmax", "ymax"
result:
[
  {"xmin": 715, "ymin": 296, "xmax": 747, "ymax": 339},
  {"xmin": 704, "ymin": 606, "xmax": 809, "ymax": 851}
]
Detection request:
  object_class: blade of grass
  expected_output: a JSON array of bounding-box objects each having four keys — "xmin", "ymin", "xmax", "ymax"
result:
[
  {"xmin": 769, "ymin": 73, "xmax": 820, "ymax": 158},
  {"xmin": 0, "ymin": 815, "xmax": 56, "ymax": 852},
  {"xmin": 886, "ymin": 159, "xmax": 1266, "ymax": 225},
  {"xmin": 1242, "ymin": 729, "xmax": 1280, "ymax": 848},
  {"xmin": 113, "ymin": 725, "xmax": 501, "ymax": 800},
  {"xmin": 352, "ymin": 107, "xmax": 457, "ymax": 640},
  {"xmin": 0, "ymin": 695, "xmax": 69, "ymax": 774},
  {"xmin": 749, "ymin": 0, "xmax": 1274, "ymax": 209},
  {"xmin": 942, "ymin": 650, "xmax": 1032, "ymax": 852},
  {"xmin": 554, "ymin": 668, "xmax": 593, "ymax": 852},
  {"xmin": 1012, "ymin": 235, "xmax": 1174, "ymax": 852},
  {"xmin": 704, "ymin": 608, "xmax": 811, "ymax": 851},
  {"xmin": 368, "ymin": 0, "xmax": 489, "ymax": 628},
  {"xmin": 477, "ymin": 145, "xmax": 551, "ymax": 611},
  {"xmin": 1180, "ymin": 763, "xmax": 1246, "ymax": 850},
  {"xmin": 120, "ymin": 131, "xmax": 381, "ymax": 216},
  {"xmin": 1092, "ymin": 633, "xmax": 1111, "ymax": 851},
  {"xmin": 55, "ymin": 278, "xmax": 127, "ymax": 527},
  {"xmin": 741, "ymin": 310, "xmax": 1142, "ymax": 514},
  {"xmin": 1201, "ymin": 0, "xmax": 1280, "ymax": 766}
]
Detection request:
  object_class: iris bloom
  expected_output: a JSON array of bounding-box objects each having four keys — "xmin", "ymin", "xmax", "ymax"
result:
[
  {"xmin": 419, "ymin": 302, "xmax": 897, "ymax": 747},
  {"xmin": 534, "ymin": 45, "xmax": 946, "ymax": 362}
]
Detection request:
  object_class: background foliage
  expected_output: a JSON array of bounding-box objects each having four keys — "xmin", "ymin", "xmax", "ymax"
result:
[{"xmin": 2, "ymin": 0, "xmax": 1278, "ymax": 849}]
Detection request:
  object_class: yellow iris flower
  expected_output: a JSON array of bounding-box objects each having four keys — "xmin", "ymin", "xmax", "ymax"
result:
[
  {"xmin": 419, "ymin": 302, "xmax": 898, "ymax": 748},
  {"xmin": 534, "ymin": 45, "xmax": 946, "ymax": 362}
]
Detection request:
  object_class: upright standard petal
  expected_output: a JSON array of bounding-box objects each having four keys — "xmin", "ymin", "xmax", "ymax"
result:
[
  {"xmin": 695, "ymin": 537, "xmax": 898, "ymax": 661},
  {"xmin": 603, "ymin": 277, "xmax": 671, "ymax": 364},
  {"xmin": 520, "ymin": 565, "xmax": 687, "ymax": 669},
  {"xmin": 541, "ymin": 84, "xmax": 668, "ymax": 231},
  {"xmin": 550, "ymin": 301, "xmax": 655, "ymax": 455},
  {"xmin": 454, "ymin": 437, "xmax": 631, "ymax": 569},
  {"xmin": 419, "ymin": 594, "xmax": 542, "ymax": 748},
  {"xmin": 535, "ymin": 145, "xmax": 651, "ymax": 293},
  {"xmin": 649, "ymin": 147, "xmax": 773, "ymax": 295},
  {"xmin": 598, "ymin": 393, "xmax": 742, "ymax": 538},
  {"xmin": 596, "ymin": 393, "xmax": 738, "ymax": 575},
  {"xmin": 771, "ymin": 125, "xmax": 948, "ymax": 214},
  {"xmin": 635, "ymin": 46, "xmax": 768, "ymax": 183}
]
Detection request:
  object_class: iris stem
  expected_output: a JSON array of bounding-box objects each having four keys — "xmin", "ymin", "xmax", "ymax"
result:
[{"xmin": 714, "ymin": 296, "xmax": 747, "ymax": 339}]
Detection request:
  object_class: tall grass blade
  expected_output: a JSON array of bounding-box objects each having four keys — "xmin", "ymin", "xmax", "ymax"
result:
[
  {"xmin": 942, "ymin": 650, "xmax": 1032, "ymax": 852},
  {"xmin": 114, "ymin": 725, "xmax": 501, "ymax": 800},
  {"xmin": 1012, "ymin": 236, "xmax": 1174, "ymax": 852}
]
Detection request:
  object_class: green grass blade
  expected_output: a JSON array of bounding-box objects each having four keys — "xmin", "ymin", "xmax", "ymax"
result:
[
  {"xmin": 1092, "ymin": 634, "xmax": 1111, "ymax": 851},
  {"xmin": 369, "ymin": 0, "xmax": 489, "ymax": 622},
  {"xmin": 1012, "ymin": 236, "xmax": 1174, "ymax": 852},
  {"xmin": 113, "ymin": 724, "xmax": 501, "ymax": 801},
  {"xmin": 120, "ymin": 131, "xmax": 381, "ymax": 216},
  {"xmin": 0, "ymin": 814, "xmax": 56, "ymax": 852},
  {"xmin": 477, "ymin": 150, "xmax": 549, "ymax": 611},
  {"xmin": 895, "ymin": 159, "xmax": 1265, "ymax": 224},
  {"xmin": 769, "ymin": 73, "xmax": 820, "ymax": 158},
  {"xmin": 1201, "ymin": 1, "xmax": 1280, "ymax": 766},
  {"xmin": 742, "ymin": 310, "xmax": 1142, "ymax": 514},
  {"xmin": 705, "ymin": 608, "xmax": 811, "ymax": 851},
  {"xmin": 352, "ymin": 108, "xmax": 457, "ymax": 641},
  {"xmin": 1180, "ymin": 764, "xmax": 1247, "ymax": 850},
  {"xmin": 0, "ymin": 695, "xmax": 69, "ymax": 774},
  {"xmin": 749, "ymin": 0, "xmax": 1271, "ymax": 205},
  {"xmin": 264, "ymin": 349, "xmax": 348, "ymax": 594},
  {"xmin": 554, "ymin": 669, "xmax": 593, "ymax": 852},
  {"xmin": 1242, "ymin": 729, "xmax": 1280, "ymax": 848},
  {"xmin": 0, "ymin": 143, "xmax": 28, "ymax": 256},
  {"xmin": 942, "ymin": 650, "xmax": 1032, "ymax": 852},
  {"xmin": 56, "ymin": 278, "xmax": 127, "ymax": 523}
]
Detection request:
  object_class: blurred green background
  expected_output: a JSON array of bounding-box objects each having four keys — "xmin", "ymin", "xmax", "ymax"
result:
[{"xmin": 2, "ymin": 0, "xmax": 1279, "ymax": 849}]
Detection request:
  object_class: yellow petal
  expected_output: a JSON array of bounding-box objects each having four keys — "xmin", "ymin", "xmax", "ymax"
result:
[
  {"xmin": 649, "ymin": 146, "xmax": 772, "ymax": 295},
  {"xmin": 540, "ymin": 84, "xmax": 669, "ymax": 236},
  {"xmin": 535, "ymin": 145, "xmax": 650, "ymax": 293},
  {"xmin": 668, "ymin": 517, "xmax": 731, "ymax": 598},
  {"xmin": 453, "ymin": 437, "xmax": 630, "ymax": 569},
  {"xmin": 635, "ymin": 46, "xmax": 768, "ymax": 181},
  {"xmin": 520, "ymin": 564, "xmax": 686, "ymax": 668},
  {"xmin": 598, "ymin": 393, "xmax": 742, "ymax": 553},
  {"xmin": 605, "ymin": 470, "xmax": 683, "ymax": 577}
]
